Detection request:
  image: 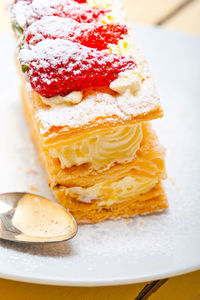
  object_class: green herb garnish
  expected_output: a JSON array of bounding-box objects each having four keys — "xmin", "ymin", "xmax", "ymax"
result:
[
  {"xmin": 21, "ymin": 64, "xmax": 29, "ymax": 73},
  {"xmin": 12, "ymin": 23, "xmax": 23, "ymax": 36}
]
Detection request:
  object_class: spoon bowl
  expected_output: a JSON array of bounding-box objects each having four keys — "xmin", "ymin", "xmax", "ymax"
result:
[{"xmin": 0, "ymin": 192, "xmax": 77, "ymax": 243}]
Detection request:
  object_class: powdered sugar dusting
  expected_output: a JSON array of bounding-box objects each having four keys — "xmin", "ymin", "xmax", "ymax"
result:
[
  {"xmin": 13, "ymin": 0, "xmax": 161, "ymax": 132},
  {"xmin": 25, "ymin": 16, "xmax": 78, "ymax": 44},
  {"xmin": 27, "ymin": 41, "xmax": 158, "ymax": 131},
  {"xmin": 20, "ymin": 38, "xmax": 136, "ymax": 98},
  {"xmin": 19, "ymin": 39, "xmax": 81, "ymax": 67},
  {"xmin": 117, "ymin": 76, "xmax": 160, "ymax": 118},
  {"xmin": 36, "ymin": 92, "xmax": 124, "ymax": 131},
  {"xmin": 11, "ymin": 0, "xmax": 109, "ymax": 29},
  {"xmin": 24, "ymin": 15, "xmax": 127, "ymax": 51},
  {"xmin": 36, "ymin": 76, "xmax": 158, "ymax": 132},
  {"xmin": 21, "ymin": 41, "xmax": 159, "ymax": 132}
]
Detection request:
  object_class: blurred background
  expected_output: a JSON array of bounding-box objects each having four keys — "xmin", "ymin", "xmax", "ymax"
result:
[
  {"xmin": 0, "ymin": 0, "xmax": 200, "ymax": 35},
  {"xmin": 124, "ymin": 0, "xmax": 200, "ymax": 36}
]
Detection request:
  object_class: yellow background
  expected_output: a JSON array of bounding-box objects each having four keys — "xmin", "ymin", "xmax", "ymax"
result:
[{"xmin": 0, "ymin": 0, "xmax": 199, "ymax": 299}]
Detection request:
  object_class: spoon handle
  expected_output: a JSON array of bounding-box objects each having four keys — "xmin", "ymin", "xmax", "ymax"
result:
[{"xmin": 135, "ymin": 278, "xmax": 168, "ymax": 300}]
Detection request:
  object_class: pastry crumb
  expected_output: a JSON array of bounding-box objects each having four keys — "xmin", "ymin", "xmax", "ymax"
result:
[
  {"xmin": 29, "ymin": 185, "xmax": 38, "ymax": 192},
  {"xmin": 139, "ymin": 221, "xmax": 144, "ymax": 226},
  {"xmin": 169, "ymin": 176, "xmax": 176, "ymax": 185},
  {"xmin": 125, "ymin": 218, "xmax": 132, "ymax": 224},
  {"xmin": 26, "ymin": 169, "xmax": 38, "ymax": 175},
  {"xmin": 169, "ymin": 177, "xmax": 180, "ymax": 190}
]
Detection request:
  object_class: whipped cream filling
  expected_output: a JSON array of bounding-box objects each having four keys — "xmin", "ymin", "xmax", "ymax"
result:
[
  {"xmin": 110, "ymin": 70, "xmax": 142, "ymax": 96},
  {"xmin": 49, "ymin": 124, "xmax": 143, "ymax": 170},
  {"xmin": 64, "ymin": 175, "xmax": 158, "ymax": 205},
  {"xmin": 87, "ymin": 0, "xmax": 112, "ymax": 8},
  {"xmin": 41, "ymin": 91, "xmax": 83, "ymax": 107},
  {"xmin": 88, "ymin": 0, "xmax": 126, "ymax": 23}
]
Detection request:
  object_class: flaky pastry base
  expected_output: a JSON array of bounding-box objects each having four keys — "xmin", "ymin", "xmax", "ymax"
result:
[{"xmin": 21, "ymin": 80, "xmax": 168, "ymax": 223}]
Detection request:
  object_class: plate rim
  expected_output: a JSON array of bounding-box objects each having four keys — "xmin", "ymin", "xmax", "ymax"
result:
[{"xmin": 0, "ymin": 264, "xmax": 199, "ymax": 286}]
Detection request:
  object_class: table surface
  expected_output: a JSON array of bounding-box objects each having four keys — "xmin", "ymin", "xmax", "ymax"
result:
[{"xmin": 0, "ymin": 0, "xmax": 199, "ymax": 299}]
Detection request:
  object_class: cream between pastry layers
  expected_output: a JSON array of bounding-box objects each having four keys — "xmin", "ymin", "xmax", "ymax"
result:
[{"xmin": 11, "ymin": 0, "xmax": 168, "ymax": 223}]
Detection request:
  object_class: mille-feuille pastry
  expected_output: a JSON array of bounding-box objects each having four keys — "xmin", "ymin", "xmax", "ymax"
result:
[{"xmin": 10, "ymin": 0, "xmax": 168, "ymax": 223}]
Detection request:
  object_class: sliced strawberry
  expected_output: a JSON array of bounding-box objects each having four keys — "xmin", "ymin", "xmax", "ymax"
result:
[
  {"xmin": 77, "ymin": 23, "xmax": 128, "ymax": 50},
  {"xmin": 12, "ymin": 0, "xmax": 109, "ymax": 30},
  {"xmin": 14, "ymin": 0, "xmax": 85, "ymax": 3},
  {"xmin": 20, "ymin": 39, "xmax": 136, "ymax": 98},
  {"xmin": 73, "ymin": 0, "xmax": 87, "ymax": 2},
  {"xmin": 25, "ymin": 17, "xmax": 128, "ymax": 50},
  {"xmin": 14, "ymin": 0, "xmax": 32, "ymax": 3},
  {"xmin": 25, "ymin": 17, "xmax": 78, "ymax": 45},
  {"xmin": 54, "ymin": 4, "xmax": 109, "ymax": 23}
]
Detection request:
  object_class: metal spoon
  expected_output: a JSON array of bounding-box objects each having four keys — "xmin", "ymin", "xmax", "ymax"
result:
[{"xmin": 0, "ymin": 192, "xmax": 77, "ymax": 243}]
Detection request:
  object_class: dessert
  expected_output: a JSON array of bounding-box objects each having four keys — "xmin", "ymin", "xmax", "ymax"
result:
[{"xmin": 10, "ymin": 0, "xmax": 168, "ymax": 223}]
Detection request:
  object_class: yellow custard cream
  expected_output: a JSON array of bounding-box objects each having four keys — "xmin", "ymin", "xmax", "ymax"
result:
[
  {"xmin": 65, "ymin": 175, "xmax": 158, "ymax": 205},
  {"xmin": 87, "ymin": 0, "xmax": 111, "ymax": 8},
  {"xmin": 50, "ymin": 124, "xmax": 143, "ymax": 170}
]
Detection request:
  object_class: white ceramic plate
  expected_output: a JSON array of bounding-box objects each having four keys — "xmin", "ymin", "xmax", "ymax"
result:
[{"xmin": 0, "ymin": 26, "xmax": 200, "ymax": 286}]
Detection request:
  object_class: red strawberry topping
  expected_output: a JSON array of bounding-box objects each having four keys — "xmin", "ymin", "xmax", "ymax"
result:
[
  {"xmin": 12, "ymin": 0, "xmax": 110, "ymax": 30},
  {"xmin": 79, "ymin": 23, "xmax": 128, "ymax": 50},
  {"xmin": 73, "ymin": 0, "xmax": 87, "ymax": 2},
  {"xmin": 14, "ymin": 0, "xmax": 85, "ymax": 3},
  {"xmin": 20, "ymin": 39, "xmax": 136, "ymax": 98},
  {"xmin": 25, "ymin": 17, "xmax": 128, "ymax": 50},
  {"xmin": 14, "ymin": 0, "xmax": 32, "ymax": 3},
  {"xmin": 53, "ymin": 4, "xmax": 109, "ymax": 23}
]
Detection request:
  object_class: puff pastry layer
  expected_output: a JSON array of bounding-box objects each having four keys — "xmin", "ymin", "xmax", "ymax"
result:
[{"xmin": 21, "ymin": 80, "xmax": 167, "ymax": 223}]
